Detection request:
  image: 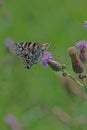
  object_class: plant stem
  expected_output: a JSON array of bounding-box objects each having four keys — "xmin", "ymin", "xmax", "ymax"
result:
[
  {"xmin": 62, "ymin": 70, "xmax": 84, "ymax": 88},
  {"xmin": 82, "ymin": 79, "xmax": 87, "ymax": 94}
]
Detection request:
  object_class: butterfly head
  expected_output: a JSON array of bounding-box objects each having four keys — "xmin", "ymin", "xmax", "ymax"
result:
[{"xmin": 41, "ymin": 43, "xmax": 50, "ymax": 54}]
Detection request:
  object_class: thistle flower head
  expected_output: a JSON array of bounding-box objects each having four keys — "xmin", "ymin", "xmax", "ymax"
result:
[
  {"xmin": 76, "ymin": 40, "xmax": 87, "ymax": 63},
  {"xmin": 48, "ymin": 59, "xmax": 63, "ymax": 72},
  {"xmin": 41, "ymin": 52, "xmax": 65, "ymax": 71},
  {"xmin": 4, "ymin": 114, "xmax": 18, "ymax": 126},
  {"xmin": 67, "ymin": 47, "xmax": 84, "ymax": 74},
  {"xmin": 83, "ymin": 21, "xmax": 87, "ymax": 29},
  {"xmin": 76, "ymin": 40, "xmax": 87, "ymax": 53},
  {"xmin": 41, "ymin": 52, "xmax": 52, "ymax": 66}
]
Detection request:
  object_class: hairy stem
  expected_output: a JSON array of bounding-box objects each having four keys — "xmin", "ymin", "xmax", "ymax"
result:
[{"xmin": 62, "ymin": 70, "xmax": 84, "ymax": 88}]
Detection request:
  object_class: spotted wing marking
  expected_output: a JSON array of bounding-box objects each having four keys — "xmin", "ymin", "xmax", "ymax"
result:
[{"xmin": 14, "ymin": 42, "xmax": 50, "ymax": 69}]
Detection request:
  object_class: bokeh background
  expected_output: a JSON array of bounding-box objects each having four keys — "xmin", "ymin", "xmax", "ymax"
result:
[{"xmin": 1, "ymin": 0, "xmax": 87, "ymax": 129}]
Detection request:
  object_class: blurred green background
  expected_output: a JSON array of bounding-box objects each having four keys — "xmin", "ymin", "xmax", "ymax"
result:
[{"xmin": 1, "ymin": 0, "xmax": 87, "ymax": 129}]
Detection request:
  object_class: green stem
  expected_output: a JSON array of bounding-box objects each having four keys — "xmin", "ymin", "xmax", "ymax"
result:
[
  {"xmin": 82, "ymin": 79, "xmax": 87, "ymax": 94},
  {"xmin": 62, "ymin": 70, "xmax": 84, "ymax": 88},
  {"xmin": 62, "ymin": 69, "xmax": 87, "ymax": 95},
  {"xmin": 67, "ymin": 72, "xmax": 84, "ymax": 87}
]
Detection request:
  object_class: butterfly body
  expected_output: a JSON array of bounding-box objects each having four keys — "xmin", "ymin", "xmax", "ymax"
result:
[{"xmin": 14, "ymin": 42, "xmax": 50, "ymax": 69}]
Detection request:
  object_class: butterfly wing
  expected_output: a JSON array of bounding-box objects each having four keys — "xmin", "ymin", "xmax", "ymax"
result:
[{"xmin": 14, "ymin": 42, "xmax": 50, "ymax": 69}]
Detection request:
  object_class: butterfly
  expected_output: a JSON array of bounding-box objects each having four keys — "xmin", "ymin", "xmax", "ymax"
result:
[{"xmin": 14, "ymin": 42, "xmax": 50, "ymax": 69}]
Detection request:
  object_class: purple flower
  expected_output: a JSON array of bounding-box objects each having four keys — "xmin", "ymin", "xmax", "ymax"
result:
[
  {"xmin": 41, "ymin": 52, "xmax": 65, "ymax": 71},
  {"xmin": 41, "ymin": 52, "xmax": 52, "ymax": 66},
  {"xmin": 80, "ymin": 52, "xmax": 87, "ymax": 63},
  {"xmin": 5, "ymin": 38, "xmax": 14, "ymax": 53},
  {"xmin": 83, "ymin": 21, "xmax": 87, "ymax": 29},
  {"xmin": 76, "ymin": 40, "xmax": 87, "ymax": 52},
  {"xmin": 5, "ymin": 38, "xmax": 13, "ymax": 48},
  {"xmin": 76, "ymin": 40, "xmax": 87, "ymax": 64},
  {"xmin": 4, "ymin": 114, "xmax": 18, "ymax": 126},
  {"xmin": 4, "ymin": 114, "xmax": 22, "ymax": 130}
]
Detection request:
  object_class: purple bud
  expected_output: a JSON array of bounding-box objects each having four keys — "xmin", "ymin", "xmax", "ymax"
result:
[
  {"xmin": 76, "ymin": 40, "xmax": 87, "ymax": 52},
  {"xmin": 5, "ymin": 38, "xmax": 14, "ymax": 53},
  {"xmin": 4, "ymin": 114, "xmax": 22, "ymax": 130},
  {"xmin": 41, "ymin": 52, "xmax": 52, "ymax": 66},
  {"xmin": 4, "ymin": 114, "xmax": 18, "ymax": 126},
  {"xmin": 76, "ymin": 40, "xmax": 87, "ymax": 63}
]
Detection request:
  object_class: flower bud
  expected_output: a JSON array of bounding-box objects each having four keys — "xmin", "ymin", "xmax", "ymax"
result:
[
  {"xmin": 67, "ymin": 47, "xmax": 84, "ymax": 74},
  {"xmin": 48, "ymin": 59, "xmax": 63, "ymax": 71},
  {"xmin": 76, "ymin": 40, "xmax": 87, "ymax": 63}
]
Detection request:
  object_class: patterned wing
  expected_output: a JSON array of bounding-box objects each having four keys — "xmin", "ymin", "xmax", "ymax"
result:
[{"xmin": 14, "ymin": 42, "xmax": 50, "ymax": 69}]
